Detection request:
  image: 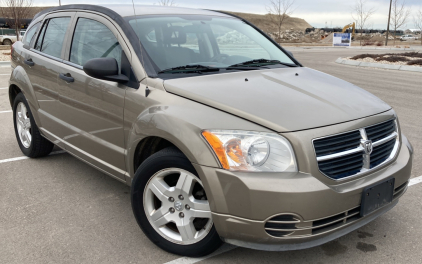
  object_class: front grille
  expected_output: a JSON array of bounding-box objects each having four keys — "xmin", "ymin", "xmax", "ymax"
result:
[
  {"xmin": 370, "ymin": 139, "xmax": 396, "ymax": 168},
  {"xmin": 313, "ymin": 119, "xmax": 398, "ymax": 180},
  {"xmin": 318, "ymin": 151, "xmax": 363, "ymax": 179},
  {"xmin": 366, "ymin": 120, "xmax": 396, "ymax": 142},
  {"xmin": 314, "ymin": 130, "xmax": 362, "ymax": 156}
]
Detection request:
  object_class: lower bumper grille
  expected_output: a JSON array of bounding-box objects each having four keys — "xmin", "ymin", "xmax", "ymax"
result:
[{"xmin": 264, "ymin": 181, "xmax": 408, "ymax": 238}]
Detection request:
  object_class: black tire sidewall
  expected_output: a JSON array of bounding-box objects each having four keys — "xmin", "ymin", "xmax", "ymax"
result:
[
  {"xmin": 131, "ymin": 149, "xmax": 222, "ymax": 257},
  {"xmin": 13, "ymin": 93, "xmax": 35, "ymax": 156}
]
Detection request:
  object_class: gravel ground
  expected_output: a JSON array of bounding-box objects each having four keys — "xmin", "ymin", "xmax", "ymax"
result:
[{"xmin": 0, "ymin": 50, "xmax": 11, "ymax": 61}]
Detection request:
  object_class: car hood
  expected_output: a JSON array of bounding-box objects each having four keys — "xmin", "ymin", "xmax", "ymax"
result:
[{"xmin": 163, "ymin": 67, "xmax": 391, "ymax": 132}]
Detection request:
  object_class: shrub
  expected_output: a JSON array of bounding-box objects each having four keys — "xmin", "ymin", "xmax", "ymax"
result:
[
  {"xmin": 407, "ymin": 59, "xmax": 422, "ymax": 66},
  {"xmin": 350, "ymin": 54, "xmax": 379, "ymax": 60},
  {"xmin": 376, "ymin": 56, "xmax": 409, "ymax": 62}
]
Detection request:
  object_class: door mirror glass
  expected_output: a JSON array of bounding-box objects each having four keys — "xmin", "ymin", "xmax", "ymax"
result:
[{"xmin": 83, "ymin": 57, "xmax": 129, "ymax": 83}]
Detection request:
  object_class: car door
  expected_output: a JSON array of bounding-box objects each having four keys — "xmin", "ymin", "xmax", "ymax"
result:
[
  {"xmin": 56, "ymin": 12, "xmax": 131, "ymax": 181},
  {"xmin": 22, "ymin": 12, "xmax": 76, "ymax": 147}
]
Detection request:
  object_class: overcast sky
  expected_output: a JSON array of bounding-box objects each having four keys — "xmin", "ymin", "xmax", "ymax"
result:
[{"xmin": 34, "ymin": 0, "xmax": 422, "ymax": 29}]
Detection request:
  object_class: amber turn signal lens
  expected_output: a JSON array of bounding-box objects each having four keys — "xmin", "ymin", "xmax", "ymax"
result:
[{"xmin": 202, "ymin": 131, "xmax": 230, "ymax": 170}]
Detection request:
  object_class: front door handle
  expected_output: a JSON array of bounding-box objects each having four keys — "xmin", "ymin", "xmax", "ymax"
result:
[
  {"xmin": 59, "ymin": 73, "xmax": 74, "ymax": 83},
  {"xmin": 24, "ymin": 59, "xmax": 35, "ymax": 66}
]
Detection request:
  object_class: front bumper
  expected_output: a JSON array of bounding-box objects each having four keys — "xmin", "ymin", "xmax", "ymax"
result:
[{"xmin": 193, "ymin": 136, "xmax": 412, "ymax": 251}]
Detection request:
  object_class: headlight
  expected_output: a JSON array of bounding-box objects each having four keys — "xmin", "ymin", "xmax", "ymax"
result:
[{"xmin": 202, "ymin": 130, "xmax": 297, "ymax": 172}]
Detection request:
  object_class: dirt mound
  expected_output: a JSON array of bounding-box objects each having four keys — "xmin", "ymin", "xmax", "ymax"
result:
[
  {"xmin": 227, "ymin": 11, "xmax": 312, "ymax": 32},
  {"xmin": 320, "ymin": 33, "xmax": 333, "ymax": 43},
  {"xmin": 370, "ymin": 36, "xmax": 386, "ymax": 42}
]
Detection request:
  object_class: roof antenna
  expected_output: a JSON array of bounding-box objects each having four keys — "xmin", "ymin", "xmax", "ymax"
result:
[{"xmin": 131, "ymin": 0, "xmax": 150, "ymax": 97}]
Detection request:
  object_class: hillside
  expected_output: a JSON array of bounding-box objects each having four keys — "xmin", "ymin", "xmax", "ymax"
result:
[
  {"xmin": 226, "ymin": 11, "xmax": 312, "ymax": 32},
  {"xmin": 2, "ymin": 6, "xmax": 312, "ymax": 34}
]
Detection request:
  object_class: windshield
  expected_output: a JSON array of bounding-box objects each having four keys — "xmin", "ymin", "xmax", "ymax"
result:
[{"xmin": 126, "ymin": 15, "xmax": 296, "ymax": 74}]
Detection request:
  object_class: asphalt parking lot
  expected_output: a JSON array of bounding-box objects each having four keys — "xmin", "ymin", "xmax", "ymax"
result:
[{"xmin": 1, "ymin": 47, "xmax": 421, "ymax": 264}]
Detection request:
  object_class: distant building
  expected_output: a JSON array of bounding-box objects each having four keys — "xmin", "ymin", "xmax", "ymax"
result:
[{"xmin": 406, "ymin": 29, "xmax": 421, "ymax": 34}]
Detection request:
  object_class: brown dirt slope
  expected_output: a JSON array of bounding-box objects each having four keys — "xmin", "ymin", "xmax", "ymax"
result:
[
  {"xmin": 5, "ymin": 7, "xmax": 313, "ymax": 33},
  {"xmin": 226, "ymin": 11, "xmax": 312, "ymax": 32}
]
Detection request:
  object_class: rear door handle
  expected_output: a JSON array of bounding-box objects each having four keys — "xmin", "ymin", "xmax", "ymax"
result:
[
  {"xmin": 59, "ymin": 73, "xmax": 74, "ymax": 83},
  {"xmin": 24, "ymin": 59, "xmax": 34, "ymax": 66}
]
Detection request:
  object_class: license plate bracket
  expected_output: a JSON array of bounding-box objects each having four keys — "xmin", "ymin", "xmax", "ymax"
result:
[{"xmin": 360, "ymin": 178, "xmax": 395, "ymax": 217}]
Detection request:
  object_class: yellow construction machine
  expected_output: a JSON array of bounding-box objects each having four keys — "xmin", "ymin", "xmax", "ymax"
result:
[{"xmin": 342, "ymin": 22, "xmax": 356, "ymax": 39}]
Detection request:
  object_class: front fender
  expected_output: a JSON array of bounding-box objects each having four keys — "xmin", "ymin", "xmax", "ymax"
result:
[{"xmin": 124, "ymin": 88, "xmax": 272, "ymax": 181}]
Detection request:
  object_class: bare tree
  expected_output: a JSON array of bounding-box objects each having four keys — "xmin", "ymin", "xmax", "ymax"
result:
[
  {"xmin": 156, "ymin": 0, "xmax": 176, "ymax": 6},
  {"xmin": 414, "ymin": 9, "xmax": 422, "ymax": 45},
  {"xmin": 0, "ymin": 0, "xmax": 33, "ymax": 42},
  {"xmin": 266, "ymin": 0, "xmax": 296, "ymax": 42},
  {"xmin": 389, "ymin": 0, "xmax": 411, "ymax": 45},
  {"xmin": 351, "ymin": 0, "xmax": 376, "ymax": 46}
]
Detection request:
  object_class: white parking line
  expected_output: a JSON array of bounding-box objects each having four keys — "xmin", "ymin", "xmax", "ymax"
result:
[
  {"xmin": 0, "ymin": 87, "xmax": 7, "ymax": 89},
  {"xmin": 409, "ymin": 175, "xmax": 422, "ymax": 186},
  {"xmin": 0, "ymin": 110, "xmax": 12, "ymax": 113},
  {"xmin": 163, "ymin": 244, "xmax": 237, "ymax": 264},
  {"xmin": 0, "ymin": 74, "xmax": 10, "ymax": 75},
  {"xmin": 0, "ymin": 150, "xmax": 66, "ymax": 164},
  {"xmin": 165, "ymin": 174, "xmax": 422, "ymax": 264}
]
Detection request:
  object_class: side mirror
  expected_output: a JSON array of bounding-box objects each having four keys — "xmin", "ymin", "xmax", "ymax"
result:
[
  {"xmin": 285, "ymin": 50, "xmax": 294, "ymax": 58},
  {"xmin": 83, "ymin": 57, "xmax": 129, "ymax": 83}
]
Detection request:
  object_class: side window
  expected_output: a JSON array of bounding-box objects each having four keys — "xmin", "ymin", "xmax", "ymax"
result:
[
  {"xmin": 70, "ymin": 18, "xmax": 122, "ymax": 68},
  {"xmin": 22, "ymin": 22, "xmax": 40, "ymax": 47},
  {"xmin": 35, "ymin": 17, "xmax": 71, "ymax": 58}
]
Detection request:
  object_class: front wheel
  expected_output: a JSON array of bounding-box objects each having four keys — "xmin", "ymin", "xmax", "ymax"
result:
[{"xmin": 131, "ymin": 147, "xmax": 222, "ymax": 257}]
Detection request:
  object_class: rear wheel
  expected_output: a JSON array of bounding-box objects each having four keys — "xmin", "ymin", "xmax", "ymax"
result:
[
  {"xmin": 13, "ymin": 92, "xmax": 54, "ymax": 157},
  {"xmin": 131, "ymin": 147, "xmax": 222, "ymax": 257}
]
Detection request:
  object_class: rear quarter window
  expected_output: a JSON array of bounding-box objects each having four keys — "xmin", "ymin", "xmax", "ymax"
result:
[{"xmin": 22, "ymin": 22, "xmax": 40, "ymax": 47}]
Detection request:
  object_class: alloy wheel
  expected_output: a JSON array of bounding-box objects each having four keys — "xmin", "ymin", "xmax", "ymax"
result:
[
  {"xmin": 16, "ymin": 102, "xmax": 32, "ymax": 148},
  {"xmin": 143, "ymin": 168, "xmax": 213, "ymax": 245}
]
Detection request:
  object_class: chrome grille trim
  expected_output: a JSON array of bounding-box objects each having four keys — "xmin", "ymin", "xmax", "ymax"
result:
[{"xmin": 313, "ymin": 119, "xmax": 400, "ymax": 181}]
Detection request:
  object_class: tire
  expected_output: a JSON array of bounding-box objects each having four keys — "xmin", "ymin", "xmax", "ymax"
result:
[
  {"xmin": 131, "ymin": 147, "xmax": 222, "ymax": 257},
  {"xmin": 3, "ymin": 39, "xmax": 12, "ymax": 46},
  {"xmin": 13, "ymin": 92, "xmax": 54, "ymax": 158}
]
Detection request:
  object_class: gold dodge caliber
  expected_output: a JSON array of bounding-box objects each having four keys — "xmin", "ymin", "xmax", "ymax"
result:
[{"xmin": 9, "ymin": 4, "xmax": 413, "ymax": 257}]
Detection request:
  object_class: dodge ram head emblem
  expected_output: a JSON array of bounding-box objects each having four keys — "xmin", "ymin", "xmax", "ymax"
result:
[
  {"xmin": 174, "ymin": 201, "xmax": 184, "ymax": 211},
  {"xmin": 361, "ymin": 140, "xmax": 373, "ymax": 155}
]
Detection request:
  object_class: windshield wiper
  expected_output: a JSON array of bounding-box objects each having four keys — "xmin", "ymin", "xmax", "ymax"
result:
[
  {"xmin": 227, "ymin": 59, "xmax": 298, "ymax": 69},
  {"xmin": 158, "ymin": 65, "xmax": 220, "ymax": 74}
]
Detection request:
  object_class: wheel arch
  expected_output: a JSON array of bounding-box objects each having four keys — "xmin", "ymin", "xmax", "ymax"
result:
[
  {"xmin": 132, "ymin": 136, "xmax": 179, "ymax": 174},
  {"xmin": 2, "ymin": 38, "xmax": 12, "ymax": 44},
  {"xmin": 9, "ymin": 84, "xmax": 22, "ymax": 108},
  {"xmin": 126, "ymin": 111, "xmax": 222, "ymax": 184},
  {"xmin": 9, "ymin": 65, "xmax": 41, "ymax": 125}
]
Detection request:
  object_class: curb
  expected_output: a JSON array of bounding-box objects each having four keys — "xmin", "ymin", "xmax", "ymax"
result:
[
  {"xmin": 0, "ymin": 61, "xmax": 11, "ymax": 66},
  {"xmin": 286, "ymin": 46, "xmax": 416, "ymax": 51},
  {"xmin": 335, "ymin": 57, "xmax": 422, "ymax": 73},
  {"xmin": 347, "ymin": 47, "xmax": 414, "ymax": 51}
]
